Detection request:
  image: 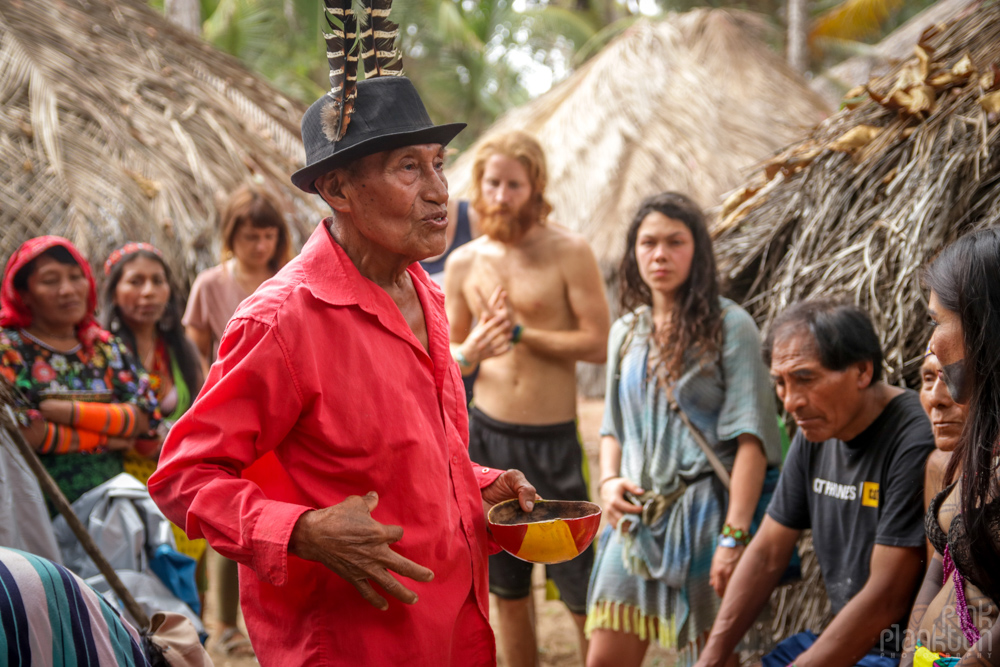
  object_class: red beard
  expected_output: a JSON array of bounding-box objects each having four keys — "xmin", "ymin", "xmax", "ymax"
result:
[{"xmin": 477, "ymin": 202, "xmax": 537, "ymax": 243}]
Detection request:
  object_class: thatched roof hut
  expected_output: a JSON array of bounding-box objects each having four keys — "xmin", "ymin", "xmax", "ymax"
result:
[
  {"xmin": 812, "ymin": 0, "xmax": 976, "ymax": 102},
  {"xmin": 0, "ymin": 0, "xmax": 325, "ymax": 283},
  {"xmin": 445, "ymin": 10, "xmax": 831, "ymax": 277},
  {"xmin": 714, "ymin": 2, "xmax": 1000, "ymax": 386}
]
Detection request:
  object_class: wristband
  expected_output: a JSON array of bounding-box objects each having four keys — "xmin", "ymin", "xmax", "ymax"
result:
[
  {"xmin": 718, "ymin": 535, "xmax": 739, "ymax": 549},
  {"xmin": 511, "ymin": 324, "xmax": 524, "ymax": 344},
  {"xmin": 70, "ymin": 402, "xmax": 138, "ymax": 437},
  {"xmin": 721, "ymin": 523, "xmax": 751, "ymax": 546},
  {"xmin": 454, "ymin": 349, "xmax": 474, "ymax": 368},
  {"xmin": 76, "ymin": 429, "xmax": 108, "ymax": 453},
  {"xmin": 40, "ymin": 423, "xmax": 71, "ymax": 454},
  {"xmin": 40, "ymin": 424, "xmax": 107, "ymax": 454},
  {"xmin": 597, "ymin": 474, "xmax": 619, "ymax": 489}
]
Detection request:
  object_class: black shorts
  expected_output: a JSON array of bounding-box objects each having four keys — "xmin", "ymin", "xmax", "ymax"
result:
[{"xmin": 468, "ymin": 407, "xmax": 593, "ymax": 615}]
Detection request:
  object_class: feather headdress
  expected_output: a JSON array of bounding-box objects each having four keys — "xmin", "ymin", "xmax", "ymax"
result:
[
  {"xmin": 321, "ymin": 0, "xmax": 404, "ymax": 142},
  {"xmin": 361, "ymin": 0, "xmax": 404, "ymax": 77}
]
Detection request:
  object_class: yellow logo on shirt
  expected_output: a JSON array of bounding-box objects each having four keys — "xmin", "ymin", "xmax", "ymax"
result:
[{"xmin": 861, "ymin": 481, "xmax": 879, "ymax": 508}]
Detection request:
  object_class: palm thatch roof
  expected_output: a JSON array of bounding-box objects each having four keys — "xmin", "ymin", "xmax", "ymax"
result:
[
  {"xmin": 445, "ymin": 10, "xmax": 831, "ymax": 276},
  {"xmin": 0, "ymin": 0, "xmax": 325, "ymax": 284},
  {"xmin": 714, "ymin": 1, "xmax": 1000, "ymax": 386},
  {"xmin": 812, "ymin": 0, "xmax": 977, "ymax": 101}
]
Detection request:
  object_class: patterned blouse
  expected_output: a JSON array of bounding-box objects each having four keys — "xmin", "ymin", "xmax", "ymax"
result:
[{"xmin": 0, "ymin": 327, "xmax": 158, "ymax": 506}]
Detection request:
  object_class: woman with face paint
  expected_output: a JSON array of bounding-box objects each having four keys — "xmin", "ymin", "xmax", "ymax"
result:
[{"xmin": 899, "ymin": 229, "xmax": 1000, "ymax": 667}]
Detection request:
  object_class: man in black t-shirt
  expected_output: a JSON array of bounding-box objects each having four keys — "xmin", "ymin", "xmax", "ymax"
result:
[{"xmin": 695, "ymin": 300, "xmax": 933, "ymax": 667}]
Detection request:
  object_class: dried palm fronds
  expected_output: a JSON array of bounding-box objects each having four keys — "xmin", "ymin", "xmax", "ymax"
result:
[
  {"xmin": 0, "ymin": 0, "xmax": 326, "ymax": 286},
  {"xmin": 446, "ymin": 10, "xmax": 831, "ymax": 277},
  {"xmin": 715, "ymin": 2, "xmax": 1000, "ymax": 386},
  {"xmin": 815, "ymin": 0, "xmax": 976, "ymax": 98}
]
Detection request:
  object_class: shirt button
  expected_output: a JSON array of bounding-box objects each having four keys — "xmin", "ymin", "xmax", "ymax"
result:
[
  {"xmin": 452, "ymin": 455, "xmax": 458, "ymax": 464},
  {"xmin": 482, "ymin": 468, "xmax": 489, "ymax": 474}
]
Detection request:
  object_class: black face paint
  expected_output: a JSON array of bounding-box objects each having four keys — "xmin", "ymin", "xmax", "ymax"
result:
[{"xmin": 941, "ymin": 358, "xmax": 971, "ymax": 404}]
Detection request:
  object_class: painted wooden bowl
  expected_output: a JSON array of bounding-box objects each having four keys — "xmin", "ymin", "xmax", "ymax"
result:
[{"xmin": 488, "ymin": 499, "xmax": 602, "ymax": 564}]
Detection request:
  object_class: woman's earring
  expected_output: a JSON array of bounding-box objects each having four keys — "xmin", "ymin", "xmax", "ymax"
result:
[
  {"xmin": 110, "ymin": 316, "xmax": 120, "ymax": 333},
  {"xmin": 158, "ymin": 311, "xmax": 174, "ymax": 332}
]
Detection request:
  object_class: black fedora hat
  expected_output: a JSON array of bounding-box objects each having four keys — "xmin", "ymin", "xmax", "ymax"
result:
[{"xmin": 291, "ymin": 77, "xmax": 466, "ymax": 194}]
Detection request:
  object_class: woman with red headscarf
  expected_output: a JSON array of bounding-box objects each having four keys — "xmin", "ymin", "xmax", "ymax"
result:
[{"xmin": 0, "ymin": 236, "xmax": 158, "ymax": 508}]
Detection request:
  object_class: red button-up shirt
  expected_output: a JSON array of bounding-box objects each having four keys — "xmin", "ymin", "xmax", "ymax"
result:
[{"xmin": 148, "ymin": 223, "xmax": 503, "ymax": 666}]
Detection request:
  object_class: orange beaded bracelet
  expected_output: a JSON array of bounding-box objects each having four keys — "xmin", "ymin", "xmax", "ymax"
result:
[{"xmin": 70, "ymin": 402, "xmax": 138, "ymax": 437}]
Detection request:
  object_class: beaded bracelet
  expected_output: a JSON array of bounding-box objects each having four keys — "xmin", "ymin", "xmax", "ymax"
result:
[
  {"xmin": 721, "ymin": 523, "xmax": 751, "ymax": 546},
  {"xmin": 454, "ymin": 349, "xmax": 474, "ymax": 368},
  {"xmin": 511, "ymin": 324, "xmax": 524, "ymax": 344},
  {"xmin": 597, "ymin": 474, "xmax": 620, "ymax": 489}
]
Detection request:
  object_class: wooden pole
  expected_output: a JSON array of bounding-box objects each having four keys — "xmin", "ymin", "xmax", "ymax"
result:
[
  {"xmin": 0, "ymin": 405, "xmax": 151, "ymax": 629},
  {"xmin": 787, "ymin": 0, "xmax": 809, "ymax": 73}
]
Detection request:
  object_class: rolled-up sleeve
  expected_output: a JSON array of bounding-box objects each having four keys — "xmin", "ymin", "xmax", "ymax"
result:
[
  {"xmin": 599, "ymin": 317, "xmax": 632, "ymax": 440},
  {"xmin": 472, "ymin": 464, "xmax": 503, "ymax": 490},
  {"xmin": 716, "ymin": 305, "xmax": 783, "ymax": 466},
  {"xmin": 472, "ymin": 464, "xmax": 505, "ymax": 555},
  {"xmin": 148, "ymin": 316, "xmax": 309, "ymax": 587}
]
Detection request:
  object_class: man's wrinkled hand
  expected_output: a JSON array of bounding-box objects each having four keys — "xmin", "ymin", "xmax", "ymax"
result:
[
  {"xmin": 481, "ymin": 469, "xmax": 540, "ymax": 512},
  {"xmin": 288, "ymin": 491, "xmax": 435, "ymax": 611}
]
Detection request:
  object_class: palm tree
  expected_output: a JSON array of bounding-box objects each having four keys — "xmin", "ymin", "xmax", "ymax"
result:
[
  {"xmin": 390, "ymin": 0, "xmax": 602, "ymax": 147},
  {"xmin": 186, "ymin": 0, "xmax": 608, "ymax": 146}
]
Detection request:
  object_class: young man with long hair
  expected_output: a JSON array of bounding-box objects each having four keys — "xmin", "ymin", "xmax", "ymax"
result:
[{"xmin": 444, "ymin": 131, "xmax": 610, "ymax": 667}]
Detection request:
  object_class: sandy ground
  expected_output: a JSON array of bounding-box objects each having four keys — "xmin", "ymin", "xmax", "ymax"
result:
[{"xmin": 200, "ymin": 397, "xmax": 675, "ymax": 667}]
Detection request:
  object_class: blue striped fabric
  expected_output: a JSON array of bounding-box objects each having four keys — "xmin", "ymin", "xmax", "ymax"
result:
[
  {"xmin": 587, "ymin": 299, "xmax": 782, "ymax": 666},
  {"xmin": 0, "ymin": 547, "xmax": 150, "ymax": 667}
]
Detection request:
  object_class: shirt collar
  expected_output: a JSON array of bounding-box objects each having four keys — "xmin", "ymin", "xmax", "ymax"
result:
[
  {"xmin": 303, "ymin": 219, "xmax": 442, "ymax": 303},
  {"xmin": 298, "ymin": 221, "xmax": 361, "ymax": 307},
  {"xmin": 301, "ymin": 219, "xmax": 446, "ymax": 357}
]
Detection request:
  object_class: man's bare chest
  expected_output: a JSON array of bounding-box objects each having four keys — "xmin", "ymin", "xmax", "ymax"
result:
[{"xmin": 465, "ymin": 254, "xmax": 566, "ymax": 320}]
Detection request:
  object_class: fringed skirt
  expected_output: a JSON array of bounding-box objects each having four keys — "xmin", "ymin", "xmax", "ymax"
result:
[{"xmin": 585, "ymin": 482, "xmax": 723, "ymax": 667}]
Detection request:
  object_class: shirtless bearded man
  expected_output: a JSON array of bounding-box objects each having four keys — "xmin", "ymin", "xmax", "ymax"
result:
[{"xmin": 444, "ymin": 131, "xmax": 610, "ymax": 666}]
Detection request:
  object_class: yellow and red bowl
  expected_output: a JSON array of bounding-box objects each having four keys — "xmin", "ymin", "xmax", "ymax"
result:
[{"xmin": 488, "ymin": 499, "xmax": 602, "ymax": 564}]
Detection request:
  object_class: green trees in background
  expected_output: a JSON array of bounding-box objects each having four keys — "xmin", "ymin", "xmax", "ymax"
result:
[
  {"xmin": 152, "ymin": 0, "xmax": 621, "ymax": 146},
  {"xmin": 153, "ymin": 0, "xmax": 938, "ymax": 143}
]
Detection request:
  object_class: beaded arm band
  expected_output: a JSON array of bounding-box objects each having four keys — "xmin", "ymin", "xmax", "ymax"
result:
[
  {"xmin": 70, "ymin": 402, "xmax": 139, "ymax": 437},
  {"xmin": 721, "ymin": 523, "xmax": 751, "ymax": 546},
  {"xmin": 454, "ymin": 349, "xmax": 474, "ymax": 368},
  {"xmin": 39, "ymin": 423, "xmax": 107, "ymax": 454}
]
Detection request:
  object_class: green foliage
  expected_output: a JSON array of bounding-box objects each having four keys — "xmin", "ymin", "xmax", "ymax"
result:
[
  {"xmin": 155, "ymin": 0, "xmax": 611, "ymax": 149},
  {"xmin": 390, "ymin": 0, "xmax": 603, "ymax": 148},
  {"xmin": 151, "ymin": 0, "xmax": 939, "ymax": 150}
]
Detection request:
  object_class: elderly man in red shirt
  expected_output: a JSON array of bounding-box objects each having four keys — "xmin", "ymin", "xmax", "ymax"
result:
[{"xmin": 148, "ymin": 64, "xmax": 539, "ymax": 665}]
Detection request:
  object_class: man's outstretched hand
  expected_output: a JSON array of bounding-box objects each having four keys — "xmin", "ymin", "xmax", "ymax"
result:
[
  {"xmin": 288, "ymin": 492, "xmax": 434, "ymax": 611},
  {"xmin": 481, "ymin": 468, "xmax": 539, "ymax": 512}
]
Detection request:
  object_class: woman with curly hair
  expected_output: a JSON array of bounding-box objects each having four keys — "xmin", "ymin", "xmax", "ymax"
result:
[
  {"xmin": 0, "ymin": 236, "xmax": 157, "ymax": 508},
  {"xmin": 586, "ymin": 193, "xmax": 782, "ymax": 667}
]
